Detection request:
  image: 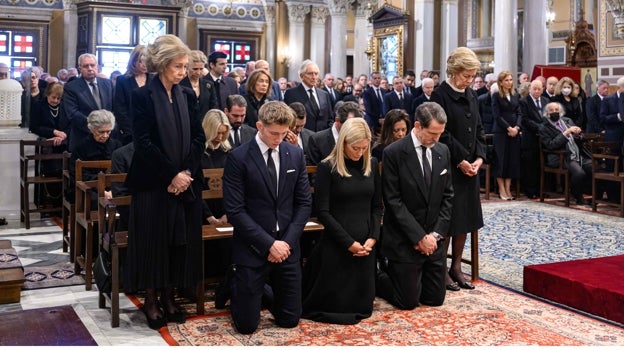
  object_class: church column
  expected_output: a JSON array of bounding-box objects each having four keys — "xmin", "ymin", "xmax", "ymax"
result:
[
  {"xmin": 265, "ymin": 5, "xmax": 276, "ymax": 75},
  {"xmin": 287, "ymin": 3, "xmax": 310, "ymax": 81},
  {"xmin": 62, "ymin": 0, "xmax": 78, "ymax": 68},
  {"xmin": 439, "ymin": 0, "xmax": 459, "ymax": 78},
  {"xmin": 327, "ymin": 0, "xmax": 348, "ymax": 78},
  {"xmin": 412, "ymin": 0, "xmax": 434, "ymax": 79},
  {"xmin": 353, "ymin": 1, "xmax": 373, "ymax": 77},
  {"xmin": 310, "ymin": 6, "xmax": 329, "ymax": 75},
  {"xmin": 493, "ymin": 0, "xmax": 518, "ymax": 77},
  {"xmin": 523, "ymin": 0, "xmax": 547, "ymax": 76},
  {"xmin": 178, "ymin": 4, "xmax": 189, "ymax": 43}
]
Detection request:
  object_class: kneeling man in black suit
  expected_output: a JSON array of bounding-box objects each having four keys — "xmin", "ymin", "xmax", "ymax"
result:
[
  {"xmin": 223, "ymin": 101, "xmax": 312, "ymax": 334},
  {"xmin": 376, "ymin": 102, "xmax": 454, "ymax": 309}
]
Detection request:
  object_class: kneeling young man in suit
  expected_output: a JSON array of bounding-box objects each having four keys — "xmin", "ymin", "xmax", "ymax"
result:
[
  {"xmin": 376, "ymin": 102, "xmax": 454, "ymax": 309},
  {"xmin": 223, "ymin": 101, "xmax": 312, "ymax": 334}
]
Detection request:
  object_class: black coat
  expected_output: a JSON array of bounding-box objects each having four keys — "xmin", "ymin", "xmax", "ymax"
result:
[
  {"xmin": 179, "ymin": 76, "xmax": 219, "ymax": 122},
  {"xmin": 430, "ymin": 81, "xmax": 485, "ymax": 235}
]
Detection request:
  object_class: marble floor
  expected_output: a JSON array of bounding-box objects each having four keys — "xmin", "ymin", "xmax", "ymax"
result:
[{"xmin": 0, "ymin": 211, "xmax": 168, "ymax": 346}]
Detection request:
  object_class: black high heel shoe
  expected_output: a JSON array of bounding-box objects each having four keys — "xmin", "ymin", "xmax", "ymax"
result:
[
  {"xmin": 142, "ymin": 306, "xmax": 167, "ymax": 330},
  {"xmin": 449, "ymin": 270, "xmax": 475, "ymax": 290}
]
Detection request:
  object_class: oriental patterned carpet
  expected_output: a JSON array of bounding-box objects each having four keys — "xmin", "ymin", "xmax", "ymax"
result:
[
  {"xmin": 474, "ymin": 200, "xmax": 624, "ymax": 292},
  {"xmin": 157, "ymin": 282, "xmax": 624, "ymax": 346}
]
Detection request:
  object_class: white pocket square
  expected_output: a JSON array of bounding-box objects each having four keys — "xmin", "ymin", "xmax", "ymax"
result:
[
  {"xmin": 287, "ymin": 169, "xmax": 296, "ymax": 173},
  {"xmin": 440, "ymin": 169, "xmax": 448, "ymax": 175}
]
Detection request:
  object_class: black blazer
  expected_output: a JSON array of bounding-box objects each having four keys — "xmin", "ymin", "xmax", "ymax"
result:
[
  {"xmin": 113, "ymin": 74, "xmax": 153, "ymax": 144},
  {"xmin": 538, "ymin": 116, "xmax": 591, "ymax": 167},
  {"xmin": 381, "ymin": 136, "xmax": 454, "ymax": 263},
  {"xmin": 307, "ymin": 127, "xmax": 336, "ymax": 165},
  {"xmin": 599, "ymin": 93, "xmax": 624, "ymax": 143},
  {"xmin": 585, "ymin": 94, "xmax": 604, "ymax": 134},
  {"xmin": 228, "ymin": 123, "xmax": 257, "ymax": 149},
  {"xmin": 60, "ymin": 77, "xmax": 114, "ymax": 151},
  {"xmin": 284, "ymin": 84, "xmax": 333, "ymax": 132},
  {"xmin": 179, "ymin": 76, "xmax": 219, "ymax": 121},
  {"xmin": 299, "ymin": 127, "xmax": 315, "ymax": 165},
  {"xmin": 362, "ymin": 86, "xmax": 386, "ymax": 128},
  {"xmin": 223, "ymin": 140, "xmax": 312, "ymax": 267},
  {"xmin": 206, "ymin": 75, "xmax": 239, "ymax": 111},
  {"xmin": 382, "ymin": 90, "xmax": 410, "ymax": 116},
  {"xmin": 520, "ymin": 95, "xmax": 548, "ymax": 149}
]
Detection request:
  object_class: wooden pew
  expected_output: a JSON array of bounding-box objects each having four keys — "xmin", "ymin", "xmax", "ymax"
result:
[{"xmin": 73, "ymin": 159, "xmax": 111, "ymax": 290}]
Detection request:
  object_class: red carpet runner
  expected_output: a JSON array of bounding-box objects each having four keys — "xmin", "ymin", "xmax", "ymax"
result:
[{"xmin": 524, "ymin": 254, "xmax": 624, "ymax": 325}]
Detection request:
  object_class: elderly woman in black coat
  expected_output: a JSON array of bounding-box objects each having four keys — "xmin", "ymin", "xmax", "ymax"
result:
[
  {"xmin": 430, "ymin": 47, "xmax": 487, "ymax": 292},
  {"xmin": 125, "ymin": 34, "xmax": 205, "ymax": 330}
]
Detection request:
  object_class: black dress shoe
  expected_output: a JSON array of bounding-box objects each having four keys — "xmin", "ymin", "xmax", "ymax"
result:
[{"xmin": 446, "ymin": 282, "xmax": 460, "ymax": 291}]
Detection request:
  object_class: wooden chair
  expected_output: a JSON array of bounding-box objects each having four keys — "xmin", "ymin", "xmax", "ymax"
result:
[
  {"xmin": 61, "ymin": 152, "xmax": 74, "ymax": 258},
  {"xmin": 591, "ymin": 141, "xmax": 624, "ymax": 217},
  {"xmin": 73, "ymin": 159, "xmax": 111, "ymax": 290},
  {"xmin": 479, "ymin": 134, "xmax": 493, "ymax": 200},
  {"xmin": 539, "ymin": 142, "xmax": 570, "ymax": 207},
  {"xmin": 97, "ymin": 172, "xmax": 130, "ymax": 328},
  {"xmin": 19, "ymin": 139, "xmax": 68, "ymax": 229}
]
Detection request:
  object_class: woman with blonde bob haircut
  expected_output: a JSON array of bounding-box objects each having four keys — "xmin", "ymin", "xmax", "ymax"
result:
[
  {"xmin": 303, "ymin": 117, "xmax": 382, "ymax": 325},
  {"xmin": 202, "ymin": 109, "xmax": 232, "ymax": 155}
]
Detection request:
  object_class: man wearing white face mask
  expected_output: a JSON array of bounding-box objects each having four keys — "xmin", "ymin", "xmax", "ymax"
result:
[
  {"xmin": 539, "ymin": 102, "xmax": 592, "ymax": 205},
  {"xmin": 552, "ymin": 76, "xmax": 584, "ymax": 129}
]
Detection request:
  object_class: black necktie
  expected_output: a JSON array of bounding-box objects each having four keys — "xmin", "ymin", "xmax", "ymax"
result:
[
  {"xmin": 376, "ymin": 88, "xmax": 383, "ymax": 101},
  {"xmin": 398, "ymin": 92, "xmax": 403, "ymax": 101},
  {"xmin": 90, "ymin": 82, "xmax": 101, "ymax": 109},
  {"xmin": 421, "ymin": 145, "xmax": 431, "ymax": 188},
  {"xmin": 536, "ymin": 98, "xmax": 541, "ymax": 110},
  {"xmin": 233, "ymin": 127, "xmax": 240, "ymax": 146},
  {"xmin": 214, "ymin": 78, "xmax": 221, "ymax": 108},
  {"xmin": 308, "ymin": 88, "xmax": 320, "ymax": 116},
  {"xmin": 267, "ymin": 148, "xmax": 277, "ymax": 196}
]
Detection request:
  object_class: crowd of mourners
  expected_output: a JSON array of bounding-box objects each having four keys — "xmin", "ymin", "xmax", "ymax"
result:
[{"xmin": 5, "ymin": 35, "xmax": 623, "ymax": 333}]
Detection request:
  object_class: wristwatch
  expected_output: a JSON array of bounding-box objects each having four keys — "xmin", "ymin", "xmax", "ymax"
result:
[{"xmin": 431, "ymin": 232, "xmax": 445, "ymax": 241}]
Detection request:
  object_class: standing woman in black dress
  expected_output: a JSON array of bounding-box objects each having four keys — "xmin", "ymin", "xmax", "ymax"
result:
[
  {"xmin": 113, "ymin": 44, "xmax": 150, "ymax": 145},
  {"xmin": 491, "ymin": 70, "xmax": 522, "ymax": 200},
  {"xmin": 430, "ymin": 47, "xmax": 486, "ymax": 291},
  {"xmin": 125, "ymin": 34, "xmax": 205, "ymax": 330},
  {"xmin": 302, "ymin": 117, "xmax": 382, "ymax": 324}
]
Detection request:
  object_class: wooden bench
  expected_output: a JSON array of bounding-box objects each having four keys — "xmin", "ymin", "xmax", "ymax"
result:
[
  {"xmin": 19, "ymin": 139, "xmax": 69, "ymax": 229},
  {"xmin": 73, "ymin": 159, "xmax": 111, "ymax": 290},
  {"xmin": 61, "ymin": 152, "xmax": 73, "ymax": 259},
  {"xmin": 0, "ymin": 240, "xmax": 25, "ymax": 304}
]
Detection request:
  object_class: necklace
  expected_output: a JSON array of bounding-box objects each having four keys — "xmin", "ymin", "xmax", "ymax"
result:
[
  {"xmin": 135, "ymin": 75, "xmax": 146, "ymax": 87},
  {"xmin": 49, "ymin": 104, "xmax": 59, "ymax": 118}
]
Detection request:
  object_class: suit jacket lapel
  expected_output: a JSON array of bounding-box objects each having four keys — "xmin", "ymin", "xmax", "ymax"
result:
[
  {"xmin": 249, "ymin": 141, "xmax": 277, "ymax": 200},
  {"xmin": 80, "ymin": 79, "xmax": 99, "ymax": 110},
  {"xmin": 277, "ymin": 143, "xmax": 290, "ymax": 198},
  {"xmin": 401, "ymin": 139, "xmax": 429, "ymax": 199},
  {"xmin": 430, "ymin": 145, "xmax": 445, "ymax": 191}
]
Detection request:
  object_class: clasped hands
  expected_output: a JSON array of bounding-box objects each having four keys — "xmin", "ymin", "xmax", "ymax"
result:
[
  {"xmin": 564, "ymin": 126, "xmax": 582, "ymax": 137},
  {"xmin": 268, "ymin": 240, "xmax": 291, "ymax": 263},
  {"xmin": 348, "ymin": 238, "xmax": 376, "ymax": 257},
  {"xmin": 458, "ymin": 158, "xmax": 483, "ymax": 177},
  {"xmin": 167, "ymin": 171, "xmax": 193, "ymax": 196},
  {"xmin": 414, "ymin": 234, "xmax": 438, "ymax": 256},
  {"xmin": 507, "ymin": 126, "xmax": 520, "ymax": 138}
]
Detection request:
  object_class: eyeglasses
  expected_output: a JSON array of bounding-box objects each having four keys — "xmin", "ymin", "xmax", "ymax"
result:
[{"xmin": 82, "ymin": 63, "xmax": 97, "ymax": 68}]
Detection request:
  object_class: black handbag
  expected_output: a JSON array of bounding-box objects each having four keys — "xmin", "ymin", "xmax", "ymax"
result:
[{"xmin": 93, "ymin": 251, "xmax": 112, "ymax": 293}]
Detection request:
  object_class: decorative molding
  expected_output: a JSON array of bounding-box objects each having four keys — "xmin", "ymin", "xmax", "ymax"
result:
[
  {"xmin": 264, "ymin": 4, "xmax": 274, "ymax": 23},
  {"xmin": 328, "ymin": 0, "xmax": 348, "ymax": 15},
  {"xmin": 310, "ymin": 5, "xmax": 329, "ymax": 24},
  {"xmin": 552, "ymin": 30, "xmax": 571, "ymax": 41},
  {"xmin": 354, "ymin": 0, "xmax": 374, "ymax": 17},
  {"xmin": 287, "ymin": 3, "xmax": 310, "ymax": 23}
]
